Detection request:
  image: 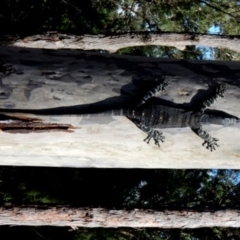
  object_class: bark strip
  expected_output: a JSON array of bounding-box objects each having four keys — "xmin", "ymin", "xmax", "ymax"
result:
[
  {"xmin": 5, "ymin": 32, "xmax": 240, "ymax": 53},
  {"xmin": 0, "ymin": 116, "xmax": 74, "ymax": 133},
  {"xmin": 1, "ymin": 206, "xmax": 240, "ymax": 228}
]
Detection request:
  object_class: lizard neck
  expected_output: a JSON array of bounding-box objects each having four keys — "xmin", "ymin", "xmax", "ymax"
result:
[{"xmin": 200, "ymin": 113, "xmax": 239, "ymax": 126}]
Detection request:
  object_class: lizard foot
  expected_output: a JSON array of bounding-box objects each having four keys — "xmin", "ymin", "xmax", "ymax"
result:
[
  {"xmin": 144, "ymin": 130, "xmax": 165, "ymax": 147},
  {"xmin": 202, "ymin": 138, "xmax": 219, "ymax": 151}
]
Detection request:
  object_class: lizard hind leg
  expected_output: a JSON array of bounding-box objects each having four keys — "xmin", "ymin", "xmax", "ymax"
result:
[
  {"xmin": 144, "ymin": 128, "xmax": 165, "ymax": 147},
  {"xmin": 137, "ymin": 75, "xmax": 171, "ymax": 107},
  {"xmin": 128, "ymin": 117, "xmax": 165, "ymax": 147}
]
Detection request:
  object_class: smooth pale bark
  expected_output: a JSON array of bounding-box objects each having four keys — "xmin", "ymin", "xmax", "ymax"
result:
[
  {"xmin": 0, "ymin": 46, "xmax": 240, "ymax": 168},
  {"xmin": 4, "ymin": 32, "xmax": 240, "ymax": 52},
  {"xmin": 0, "ymin": 206, "xmax": 240, "ymax": 228}
]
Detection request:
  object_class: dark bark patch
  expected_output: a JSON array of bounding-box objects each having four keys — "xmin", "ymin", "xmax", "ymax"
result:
[
  {"xmin": 20, "ymin": 59, "xmax": 43, "ymax": 66},
  {"xmin": 0, "ymin": 115, "xmax": 75, "ymax": 133}
]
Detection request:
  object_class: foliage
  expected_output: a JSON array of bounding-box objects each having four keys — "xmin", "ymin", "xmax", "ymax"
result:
[
  {"xmin": 1, "ymin": 0, "xmax": 240, "ymax": 59},
  {"xmin": 1, "ymin": 168, "xmax": 240, "ymax": 209},
  {"xmin": 0, "ymin": 168, "xmax": 240, "ymax": 239}
]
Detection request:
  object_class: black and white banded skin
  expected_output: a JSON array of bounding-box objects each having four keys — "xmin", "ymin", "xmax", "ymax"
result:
[{"xmin": 0, "ymin": 77, "xmax": 238, "ymax": 151}]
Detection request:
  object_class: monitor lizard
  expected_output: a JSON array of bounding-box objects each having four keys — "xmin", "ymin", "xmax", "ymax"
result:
[{"xmin": 0, "ymin": 77, "xmax": 238, "ymax": 151}]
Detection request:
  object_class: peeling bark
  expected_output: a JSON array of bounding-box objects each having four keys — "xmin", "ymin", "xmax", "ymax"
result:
[
  {"xmin": 3, "ymin": 32, "xmax": 240, "ymax": 53},
  {"xmin": 0, "ymin": 114, "xmax": 74, "ymax": 133},
  {"xmin": 1, "ymin": 206, "xmax": 240, "ymax": 228},
  {"xmin": 0, "ymin": 120, "xmax": 74, "ymax": 133}
]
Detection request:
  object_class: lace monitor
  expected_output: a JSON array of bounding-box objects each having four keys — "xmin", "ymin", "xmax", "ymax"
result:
[{"xmin": 0, "ymin": 77, "xmax": 238, "ymax": 151}]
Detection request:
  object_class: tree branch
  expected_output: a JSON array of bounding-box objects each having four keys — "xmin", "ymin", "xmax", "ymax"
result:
[{"xmin": 6, "ymin": 32, "xmax": 240, "ymax": 53}]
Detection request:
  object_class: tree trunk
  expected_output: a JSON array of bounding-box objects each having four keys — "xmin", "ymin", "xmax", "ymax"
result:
[
  {"xmin": 1, "ymin": 206, "xmax": 240, "ymax": 228},
  {"xmin": 0, "ymin": 46, "xmax": 240, "ymax": 168},
  {"xmin": 3, "ymin": 32, "xmax": 240, "ymax": 52}
]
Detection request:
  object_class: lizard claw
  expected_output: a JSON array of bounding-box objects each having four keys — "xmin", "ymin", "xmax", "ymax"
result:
[
  {"xmin": 202, "ymin": 138, "xmax": 219, "ymax": 151},
  {"xmin": 144, "ymin": 130, "xmax": 165, "ymax": 147}
]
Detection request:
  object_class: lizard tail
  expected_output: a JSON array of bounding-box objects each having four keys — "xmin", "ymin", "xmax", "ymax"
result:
[{"xmin": 0, "ymin": 107, "xmax": 130, "ymax": 118}]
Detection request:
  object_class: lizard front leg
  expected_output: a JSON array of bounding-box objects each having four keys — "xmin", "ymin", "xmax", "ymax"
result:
[
  {"xmin": 191, "ymin": 126, "xmax": 219, "ymax": 151},
  {"xmin": 200, "ymin": 84, "xmax": 226, "ymax": 113},
  {"xmin": 137, "ymin": 75, "xmax": 171, "ymax": 106},
  {"xmin": 128, "ymin": 117, "xmax": 165, "ymax": 147}
]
